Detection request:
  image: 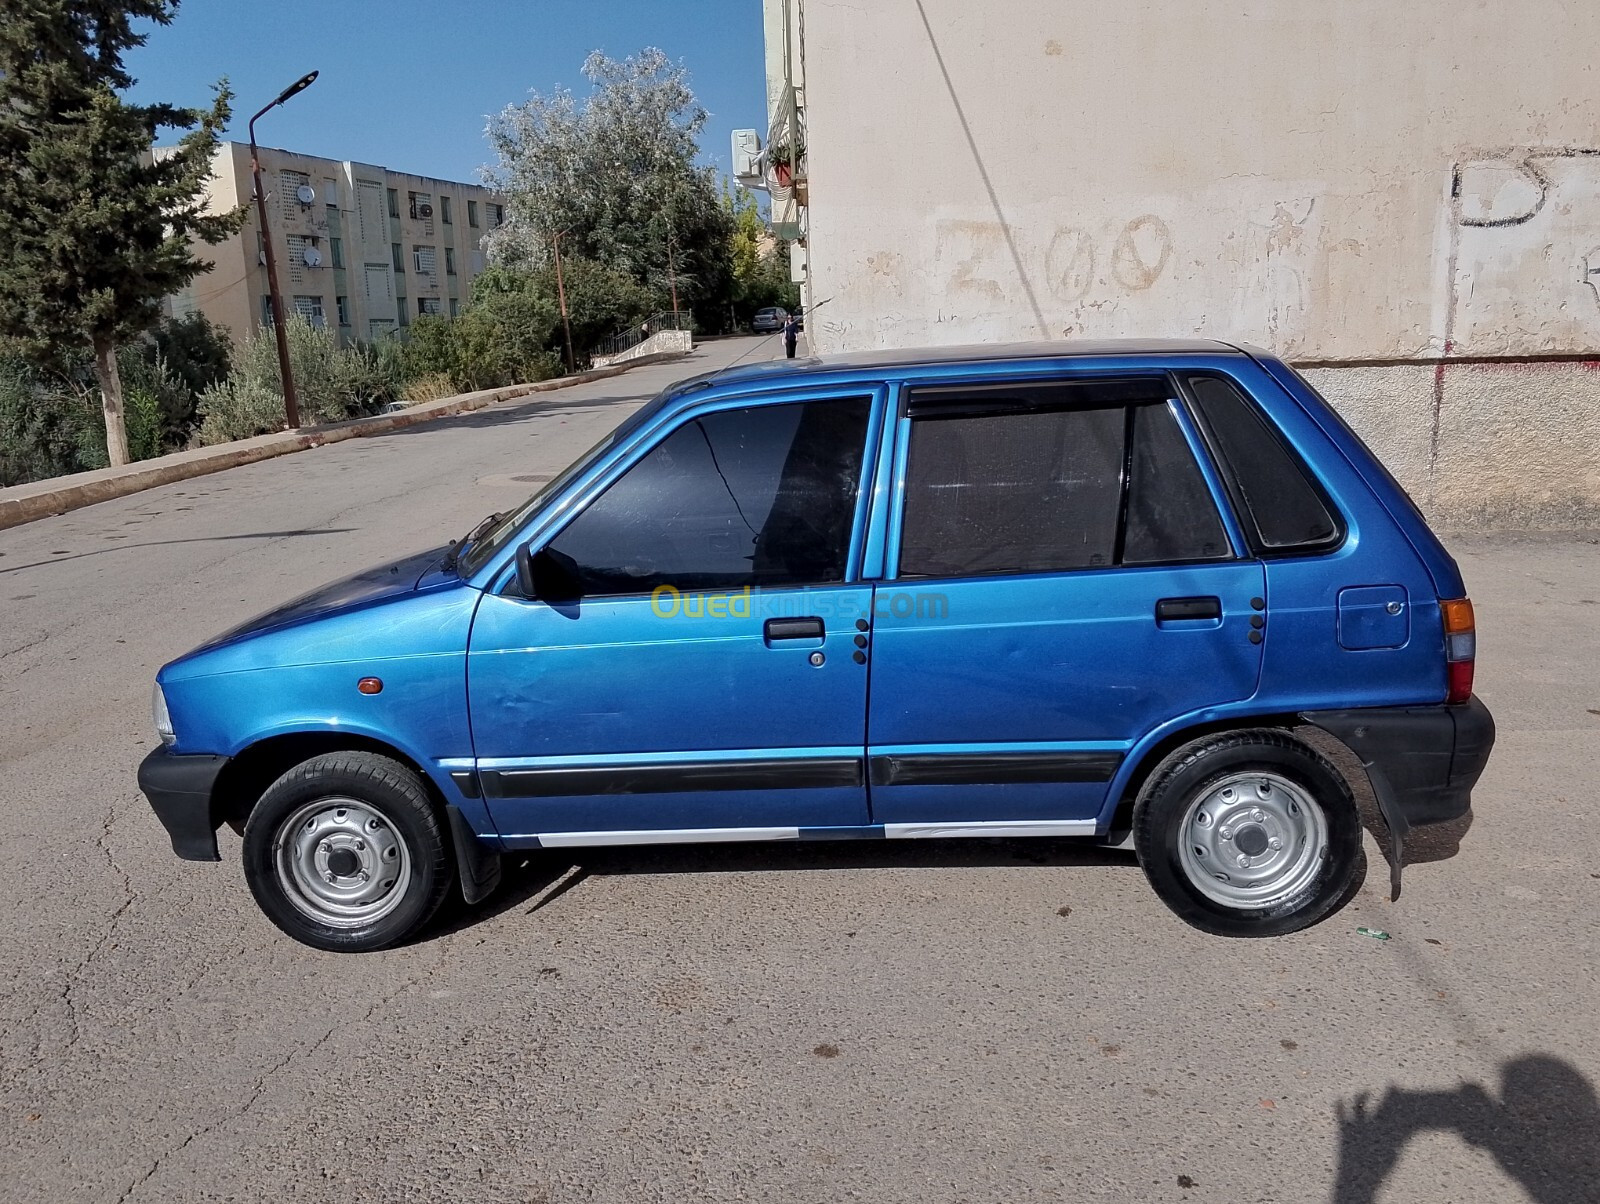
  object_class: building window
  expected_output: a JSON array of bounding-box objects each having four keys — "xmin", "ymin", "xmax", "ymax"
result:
[
  {"xmin": 292, "ymin": 295, "xmax": 326, "ymax": 327},
  {"xmin": 391, "ymin": 243, "xmax": 404, "ymax": 273},
  {"xmin": 323, "ymin": 178, "xmax": 339, "ymax": 211},
  {"xmin": 409, "ymin": 191, "xmax": 433, "ymax": 221},
  {"xmin": 387, "ymin": 188, "xmax": 399, "ymax": 219},
  {"xmin": 261, "ymin": 295, "xmax": 274, "ymax": 325},
  {"xmin": 337, "ymin": 295, "xmax": 351, "ymax": 326},
  {"xmin": 396, "ymin": 296, "xmax": 409, "ymax": 327},
  {"xmin": 330, "ymin": 237, "xmax": 344, "ymax": 269},
  {"xmin": 487, "ymin": 202, "xmax": 504, "ymax": 228},
  {"xmin": 418, "ymin": 297, "xmax": 442, "ymax": 316},
  {"xmin": 280, "ymin": 169, "xmax": 311, "ymax": 220},
  {"xmin": 413, "ymin": 245, "xmax": 437, "ymax": 276},
  {"xmin": 440, "ymin": 196, "xmax": 452, "ymax": 225},
  {"xmin": 444, "ymin": 247, "xmax": 456, "ymax": 276},
  {"xmin": 467, "ymin": 199, "xmax": 479, "ymax": 228},
  {"xmin": 449, "ymin": 297, "xmax": 460, "ymax": 318}
]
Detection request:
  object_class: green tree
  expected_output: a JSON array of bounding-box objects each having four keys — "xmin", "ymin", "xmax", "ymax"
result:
[
  {"xmin": 725, "ymin": 183, "xmax": 799, "ymax": 323},
  {"xmin": 485, "ymin": 48, "xmax": 735, "ymax": 337},
  {"xmin": 0, "ymin": 0, "xmax": 243, "ymax": 466}
]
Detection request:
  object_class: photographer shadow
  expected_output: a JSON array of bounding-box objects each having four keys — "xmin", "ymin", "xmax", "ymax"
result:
[{"xmin": 1333, "ymin": 1054, "xmax": 1600, "ymax": 1203}]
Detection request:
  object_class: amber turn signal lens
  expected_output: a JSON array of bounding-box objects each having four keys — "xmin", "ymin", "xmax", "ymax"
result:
[
  {"xmin": 357, "ymin": 677, "xmax": 383, "ymax": 695},
  {"xmin": 1440, "ymin": 598, "xmax": 1475, "ymax": 634}
]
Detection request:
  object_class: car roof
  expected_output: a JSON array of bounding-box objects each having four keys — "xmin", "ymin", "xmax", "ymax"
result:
[{"xmin": 683, "ymin": 338, "xmax": 1243, "ymax": 393}]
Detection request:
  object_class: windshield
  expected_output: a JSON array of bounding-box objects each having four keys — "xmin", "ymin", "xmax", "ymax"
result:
[{"xmin": 457, "ymin": 394, "xmax": 673, "ymax": 578}]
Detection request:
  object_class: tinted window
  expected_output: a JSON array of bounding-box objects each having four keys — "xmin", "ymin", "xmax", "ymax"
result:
[
  {"xmin": 1187, "ymin": 375, "xmax": 1339, "ymax": 550},
  {"xmin": 1123, "ymin": 402, "xmax": 1231, "ymax": 564},
  {"xmin": 900, "ymin": 406, "xmax": 1125, "ymax": 577},
  {"xmin": 547, "ymin": 398, "xmax": 871, "ymax": 595}
]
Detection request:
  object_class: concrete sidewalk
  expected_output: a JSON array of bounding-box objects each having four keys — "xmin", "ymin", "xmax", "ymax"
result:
[{"xmin": 0, "ymin": 350, "xmax": 689, "ymax": 533}]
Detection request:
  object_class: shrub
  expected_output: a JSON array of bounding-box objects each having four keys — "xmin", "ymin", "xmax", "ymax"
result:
[
  {"xmin": 194, "ymin": 375, "xmax": 289, "ymax": 446},
  {"xmin": 117, "ymin": 351, "xmax": 190, "ymax": 461},
  {"xmin": 0, "ymin": 355, "xmax": 106, "ymax": 485},
  {"xmin": 401, "ymin": 372, "xmax": 457, "ymax": 403}
]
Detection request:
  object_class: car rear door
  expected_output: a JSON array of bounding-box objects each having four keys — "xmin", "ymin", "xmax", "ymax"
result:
[
  {"xmin": 467, "ymin": 386, "xmax": 886, "ymax": 847},
  {"xmin": 865, "ymin": 372, "xmax": 1266, "ymax": 832}
]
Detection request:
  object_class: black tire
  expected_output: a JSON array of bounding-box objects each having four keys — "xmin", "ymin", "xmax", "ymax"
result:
[
  {"xmin": 242, "ymin": 751, "xmax": 456, "ymax": 953},
  {"xmin": 1132, "ymin": 730, "xmax": 1364, "ymax": 937}
]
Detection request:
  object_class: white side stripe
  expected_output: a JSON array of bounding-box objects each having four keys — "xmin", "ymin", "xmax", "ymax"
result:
[
  {"xmin": 882, "ymin": 820, "xmax": 1099, "ymax": 839},
  {"xmin": 534, "ymin": 826, "xmax": 801, "ymax": 849}
]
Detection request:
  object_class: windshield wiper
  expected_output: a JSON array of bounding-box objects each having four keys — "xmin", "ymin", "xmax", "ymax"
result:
[{"xmin": 442, "ymin": 511, "xmax": 502, "ymax": 573}]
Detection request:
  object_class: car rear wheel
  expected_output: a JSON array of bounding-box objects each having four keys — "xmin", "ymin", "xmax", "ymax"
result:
[
  {"xmin": 1133, "ymin": 731, "xmax": 1364, "ymax": 937},
  {"xmin": 242, "ymin": 751, "xmax": 455, "ymax": 952}
]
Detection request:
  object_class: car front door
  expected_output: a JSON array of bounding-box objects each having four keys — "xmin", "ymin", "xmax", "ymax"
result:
[
  {"xmin": 468, "ymin": 388, "xmax": 884, "ymax": 847},
  {"xmin": 866, "ymin": 373, "xmax": 1266, "ymax": 832}
]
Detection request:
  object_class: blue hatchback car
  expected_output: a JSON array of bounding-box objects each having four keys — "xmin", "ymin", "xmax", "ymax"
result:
[{"xmin": 139, "ymin": 340, "xmax": 1494, "ymax": 952}]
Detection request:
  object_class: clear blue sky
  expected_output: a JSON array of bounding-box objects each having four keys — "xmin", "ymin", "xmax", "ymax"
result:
[{"xmin": 125, "ymin": 0, "xmax": 767, "ymax": 184}]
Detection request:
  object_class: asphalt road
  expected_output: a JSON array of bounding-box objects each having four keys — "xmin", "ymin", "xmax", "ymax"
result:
[{"xmin": 2, "ymin": 336, "xmax": 1597, "ymax": 1203}]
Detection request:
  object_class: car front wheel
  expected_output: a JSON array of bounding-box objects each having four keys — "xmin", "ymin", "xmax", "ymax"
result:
[
  {"xmin": 242, "ymin": 751, "xmax": 455, "ymax": 952},
  {"xmin": 1133, "ymin": 731, "xmax": 1364, "ymax": 937}
]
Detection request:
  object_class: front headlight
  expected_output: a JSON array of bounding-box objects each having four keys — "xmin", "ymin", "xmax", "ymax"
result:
[{"xmin": 152, "ymin": 682, "xmax": 176, "ymax": 746}]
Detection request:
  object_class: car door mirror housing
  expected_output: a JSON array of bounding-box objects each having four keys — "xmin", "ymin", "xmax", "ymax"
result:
[{"xmin": 517, "ymin": 543, "xmax": 584, "ymax": 603}]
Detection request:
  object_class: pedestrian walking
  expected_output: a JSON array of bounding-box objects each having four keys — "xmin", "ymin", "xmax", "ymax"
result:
[{"xmin": 783, "ymin": 312, "xmax": 799, "ymax": 358}]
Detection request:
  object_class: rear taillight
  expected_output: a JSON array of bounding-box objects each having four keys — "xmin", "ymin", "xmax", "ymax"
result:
[{"xmin": 1442, "ymin": 597, "xmax": 1476, "ymax": 704}]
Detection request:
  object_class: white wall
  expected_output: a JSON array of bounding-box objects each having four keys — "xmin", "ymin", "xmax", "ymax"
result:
[{"xmin": 794, "ymin": 0, "xmax": 1600, "ymax": 525}]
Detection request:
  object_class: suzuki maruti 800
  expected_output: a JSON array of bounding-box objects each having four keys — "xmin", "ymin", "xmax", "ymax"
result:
[{"xmin": 138, "ymin": 341, "xmax": 1494, "ymax": 951}]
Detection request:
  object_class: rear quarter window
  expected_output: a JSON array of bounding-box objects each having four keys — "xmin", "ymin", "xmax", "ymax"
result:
[{"xmin": 1186, "ymin": 375, "xmax": 1342, "ymax": 553}]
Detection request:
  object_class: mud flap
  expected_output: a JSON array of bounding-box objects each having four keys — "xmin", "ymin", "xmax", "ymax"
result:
[
  {"xmin": 446, "ymin": 804, "xmax": 503, "ymax": 906},
  {"xmin": 1360, "ymin": 762, "xmax": 1409, "ymax": 901}
]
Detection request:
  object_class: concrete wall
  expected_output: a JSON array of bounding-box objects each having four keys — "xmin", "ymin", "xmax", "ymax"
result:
[{"xmin": 792, "ymin": 0, "xmax": 1600, "ymax": 526}]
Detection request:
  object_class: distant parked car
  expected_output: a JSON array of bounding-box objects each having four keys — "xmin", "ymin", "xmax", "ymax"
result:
[
  {"xmin": 138, "ymin": 339, "xmax": 1494, "ymax": 951},
  {"xmin": 380, "ymin": 401, "xmax": 409, "ymax": 415},
  {"xmin": 751, "ymin": 307, "xmax": 787, "ymax": 333}
]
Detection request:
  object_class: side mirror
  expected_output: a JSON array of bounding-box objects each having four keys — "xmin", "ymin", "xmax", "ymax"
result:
[{"xmin": 515, "ymin": 543, "xmax": 584, "ymax": 603}]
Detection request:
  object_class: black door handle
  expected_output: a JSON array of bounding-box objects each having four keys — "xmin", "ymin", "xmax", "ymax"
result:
[
  {"xmin": 1156, "ymin": 596, "xmax": 1222, "ymax": 621},
  {"xmin": 765, "ymin": 616, "xmax": 825, "ymax": 641}
]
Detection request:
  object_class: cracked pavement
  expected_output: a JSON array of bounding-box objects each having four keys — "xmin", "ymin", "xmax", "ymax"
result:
[{"xmin": 2, "ymin": 337, "xmax": 1598, "ymax": 1202}]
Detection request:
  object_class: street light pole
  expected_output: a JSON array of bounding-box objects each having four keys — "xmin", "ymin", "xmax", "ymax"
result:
[
  {"xmin": 666, "ymin": 234, "xmax": 680, "ymax": 318},
  {"xmin": 552, "ymin": 229, "xmax": 575, "ymax": 374},
  {"xmin": 248, "ymin": 70, "xmax": 319, "ymax": 430}
]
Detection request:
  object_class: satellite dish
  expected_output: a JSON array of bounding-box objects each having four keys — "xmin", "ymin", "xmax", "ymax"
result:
[
  {"xmin": 296, "ymin": 183, "xmax": 316, "ymax": 205},
  {"xmin": 302, "ymin": 245, "xmax": 323, "ymax": 268}
]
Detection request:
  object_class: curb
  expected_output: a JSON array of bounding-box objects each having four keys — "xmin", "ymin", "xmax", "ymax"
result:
[{"xmin": 0, "ymin": 351, "xmax": 688, "ymax": 533}]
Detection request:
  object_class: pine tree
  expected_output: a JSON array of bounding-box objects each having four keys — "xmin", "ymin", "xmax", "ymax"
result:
[{"xmin": 0, "ymin": 0, "xmax": 243, "ymax": 466}]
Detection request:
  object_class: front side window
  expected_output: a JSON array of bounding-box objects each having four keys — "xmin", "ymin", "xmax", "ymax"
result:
[
  {"xmin": 545, "ymin": 398, "xmax": 872, "ymax": 596},
  {"xmin": 1186, "ymin": 375, "xmax": 1339, "ymax": 552},
  {"xmin": 898, "ymin": 382, "xmax": 1231, "ymax": 579}
]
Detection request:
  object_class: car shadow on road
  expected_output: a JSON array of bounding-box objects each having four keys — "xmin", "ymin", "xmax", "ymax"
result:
[
  {"xmin": 368, "ymin": 394, "xmax": 645, "ymax": 436},
  {"xmin": 424, "ymin": 837, "xmax": 1140, "ymax": 942},
  {"xmin": 1331, "ymin": 1054, "xmax": 1600, "ymax": 1203},
  {"xmin": 0, "ymin": 528, "xmax": 356, "ymax": 575}
]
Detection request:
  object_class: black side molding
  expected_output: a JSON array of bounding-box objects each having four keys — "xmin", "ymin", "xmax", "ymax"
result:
[
  {"xmin": 481, "ymin": 756, "xmax": 865, "ymax": 798},
  {"xmin": 870, "ymin": 751, "xmax": 1122, "ymax": 787}
]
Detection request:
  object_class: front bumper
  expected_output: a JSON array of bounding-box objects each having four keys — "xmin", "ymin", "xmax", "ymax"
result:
[{"xmin": 137, "ymin": 747, "xmax": 230, "ymax": 862}]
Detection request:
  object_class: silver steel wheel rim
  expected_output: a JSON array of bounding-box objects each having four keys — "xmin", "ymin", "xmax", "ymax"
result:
[
  {"xmin": 1177, "ymin": 771, "xmax": 1329, "ymax": 910},
  {"xmin": 273, "ymin": 797, "xmax": 412, "ymax": 929}
]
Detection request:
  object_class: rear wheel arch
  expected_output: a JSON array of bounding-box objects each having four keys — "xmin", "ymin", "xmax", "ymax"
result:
[{"xmin": 1110, "ymin": 714, "xmax": 1305, "ymax": 830}]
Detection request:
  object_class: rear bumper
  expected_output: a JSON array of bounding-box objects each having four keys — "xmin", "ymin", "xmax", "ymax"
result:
[
  {"xmin": 1301, "ymin": 696, "xmax": 1495, "ymax": 831},
  {"xmin": 137, "ymin": 747, "xmax": 229, "ymax": 862}
]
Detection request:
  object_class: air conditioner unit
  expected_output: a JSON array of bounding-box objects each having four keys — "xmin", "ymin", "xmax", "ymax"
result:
[{"xmin": 413, "ymin": 203, "xmax": 434, "ymax": 219}]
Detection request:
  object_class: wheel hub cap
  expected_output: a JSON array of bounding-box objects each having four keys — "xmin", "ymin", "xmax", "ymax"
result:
[
  {"xmin": 273, "ymin": 797, "xmax": 411, "ymax": 929},
  {"xmin": 1177, "ymin": 771, "xmax": 1329, "ymax": 910}
]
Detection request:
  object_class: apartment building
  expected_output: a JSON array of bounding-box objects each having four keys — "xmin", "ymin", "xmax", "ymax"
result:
[{"xmin": 164, "ymin": 142, "xmax": 506, "ymax": 346}]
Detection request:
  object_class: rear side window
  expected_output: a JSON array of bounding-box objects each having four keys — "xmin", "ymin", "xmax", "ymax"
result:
[
  {"xmin": 1186, "ymin": 375, "xmax": 1340, "ymax": 552},
  {"xmin": 898, "ymin": 386, "xmax": 1231, "ymax": 579},
  {"xmin": 547, "ymin": 397, "xmax": 872, "ymax": 595}
]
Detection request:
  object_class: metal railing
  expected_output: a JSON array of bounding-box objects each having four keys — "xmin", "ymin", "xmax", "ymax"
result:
[{"xmin": 589, "ymin": 311, "xmax": 695, "ymax": 364}]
